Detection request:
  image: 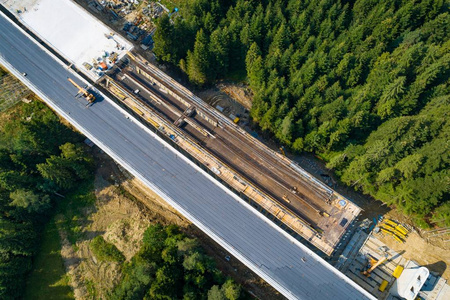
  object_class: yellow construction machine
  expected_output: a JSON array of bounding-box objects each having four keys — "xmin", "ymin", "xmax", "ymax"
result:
[
  {"xmin": 67, "ymin": 78, "xmax": 96, "ymax": 104},
  {"xmin": 361, "ymin": 255, "xmax": 389, "ymax": 277}
]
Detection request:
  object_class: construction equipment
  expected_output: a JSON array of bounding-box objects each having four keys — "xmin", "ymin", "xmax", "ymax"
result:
[
  {"xmin": 385, "ymin": 219, "xmax": 398, "ymax": 227},
  {"xmin": 393, "ymin": 234, "xmax": 405, "ymax": 244},
  {"xmin": 105, "ymin": 33, "xmax": 124, "ymax": 50},
  {"xmin": 320, "ymin": 211, "xmax": 330, "ymax": 217},
  {"xmin": 382, "ymin": 223, "xmax": 395, "ymax": 231},
  {"xmin": 380, "ymin": 227, "xmax": 394, "ymax": 237},
  {"xmin": 361, "ymin": 255, "xmax": 389, "ymax": 277},
  {"xmin": 133, "ymin": 14, "xmax": 143, "ymax": 26},
  {"xmin": 395, "ymin": 224, "xmax": 409, "ymax": 236},
  {"xmin": 393, "ymin": 265, "xmax": 404, "ymax": 278},
  {"xmin": 110, "ymin": 52, "xmax": 119, "ymax": 63},
  {"xmin": 379, "ymin": 280, "xmax": 389, "ymax": 292},
  {"xmin": 282, "ymin": 194, "xmax": 291, "ymax": 203},
  {"xmin": 380, "ymin": 219, "xmax": 409, "ymax": 241},
  {"xmin": 82, "ymin": 62, "xmax": 93, "ymax": 70},
  {"xmin": 67, "ymin": 78, "xmax": 96, "ymax": 104}
]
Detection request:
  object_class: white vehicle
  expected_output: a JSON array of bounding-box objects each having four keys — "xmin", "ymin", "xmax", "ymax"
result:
[
  {"xmin": 134, "ymin": 89, "xmax": 140, "ymax": 94},
  {"xmin": 22, "ymin": 72, "xmax": 27, "ymax": 76}
]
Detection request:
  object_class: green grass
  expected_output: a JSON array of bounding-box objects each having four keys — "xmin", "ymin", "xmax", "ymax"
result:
[
  {"xmin": 159, "ymin": 0, "xmax": 183, "ymax": 12},
  {"xmin": 85, "ymin": 279, "xmax": 98, "ymax": 299},
  {"xmin": 24, "ymin": 178, "xmax": 96, "ymax": 299},
  {"xmin": 24, "ymin": 219, "xmax": 74, "ymax": 300},
  {"xmin": 56, "ymin": 179, "xmax": 96, "ymax": 247},
  {"xmin": 90, "ymin": 236, "xmax": 125, "ymax": 263}
]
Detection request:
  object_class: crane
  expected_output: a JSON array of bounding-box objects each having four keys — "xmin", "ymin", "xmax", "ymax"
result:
[
  {"xmin": 361, "ymin": 255, "xmax": 389, "ymax": 277},
  {"xmin": 67, "ymin": 78, "xmax": 96, "ymax": 104}
]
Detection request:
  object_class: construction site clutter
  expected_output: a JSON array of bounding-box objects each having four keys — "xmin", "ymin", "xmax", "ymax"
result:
[
  {"xmin": 1, "ymin": 0, "xmax": 133, "ymax": 80},
  {"xmin": 100, "ymin": 53, "xmax": 362, "ymax": 256},
  {"xmin": 377, "ymin": 219, "xmax": 410, "ymax": 244}
]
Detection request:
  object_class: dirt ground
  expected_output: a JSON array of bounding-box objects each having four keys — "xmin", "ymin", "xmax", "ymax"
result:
[
  {"xmin": 197, "ymin": 87, "xmax": 248, "ymax": 120},
  {"xmin": 58, "ymin": 149, "xmax": 283, "ymax": 299},
  {"xmin": 217, "ymin": 82, "xmax": 253, "ymax": 110},
  {"xmin": 197, "ymin": 83, "xmax": 252, "ymax": 126},
  {"xmin": 375, "ymin": 229, "xmax": 450, "ymax": 281},
  {"xmin": 372, "ymin": 209, "xmax": 450, "ymax": 282},
  {"xmin": 56, "ymin": 148, "xmax": 188, "ymax": 299},
  {"xmin": 58, "ymin": 161, "xmax": 155, "ymax": 299}
]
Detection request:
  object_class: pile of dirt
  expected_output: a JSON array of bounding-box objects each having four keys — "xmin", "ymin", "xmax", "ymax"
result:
[
  {"xmin": 218, "ymin": 83, "xmax": 253, "ymax": 110},
  {"xmin": 58, "ymin": 172, "xmax": 153, "ymax": 298},
  {"xmin": 92, "ymin": 175, "xmax": 151, "ymax": 260}
]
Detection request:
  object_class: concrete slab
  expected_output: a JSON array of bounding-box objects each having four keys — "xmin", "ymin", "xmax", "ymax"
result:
[{"xmin": 1, "ymin": 0, "xmax": 132, "ymax": 80}]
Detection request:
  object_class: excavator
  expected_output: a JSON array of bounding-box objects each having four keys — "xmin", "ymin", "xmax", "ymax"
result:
[{"xmin": 67, "ymin": 78, "xmax": 96, "ymax": 105}]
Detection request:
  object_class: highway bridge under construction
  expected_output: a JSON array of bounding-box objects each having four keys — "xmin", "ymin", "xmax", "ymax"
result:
[
  {"xmin": 0, "ymin": 2, "xmax": 373, "ymax": 299},
  {"xmin": 103, "ymin": 55, "xmax": 361, "ymax": 256}
]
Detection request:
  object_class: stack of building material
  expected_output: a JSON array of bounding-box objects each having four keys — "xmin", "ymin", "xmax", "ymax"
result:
[{"xmin": 379, "ymin": 219, "xmax": 409, "ymax": 243}]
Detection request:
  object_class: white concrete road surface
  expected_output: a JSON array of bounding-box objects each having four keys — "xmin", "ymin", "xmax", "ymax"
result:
[
  {"xmin": 0, "ymin": 11, "xmax": 374, "ymax": 300},
  {"xmin": 1, "ymin": 0, "xmax": 132, "ymax": 80}
]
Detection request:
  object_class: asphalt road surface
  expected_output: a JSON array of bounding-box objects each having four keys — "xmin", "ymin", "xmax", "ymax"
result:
[{"xmin": 0, "ymin": 12, "xmax": 374, "ymax": 300}]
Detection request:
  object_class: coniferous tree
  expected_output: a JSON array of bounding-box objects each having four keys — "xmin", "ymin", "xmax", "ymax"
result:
[{"xmin": 151, "ymin": 0, "xmax": 449, "ymax": 226}]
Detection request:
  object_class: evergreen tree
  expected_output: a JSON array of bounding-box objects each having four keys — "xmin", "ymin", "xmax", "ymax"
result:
[
  {"xmin": 151, "ymin": 0, "xmax": 449, "ymax": 226},
  {"xmin": 187, "ymin": 29, "xmax": 211, "ymax": 85},
  {"xmin": 153, "ymin": 15, "xmax": 177, "ymax": 64}
]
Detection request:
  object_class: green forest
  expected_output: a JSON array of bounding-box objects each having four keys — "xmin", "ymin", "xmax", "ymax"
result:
[
  {"xmin": 0, "ymin": 100, "xmax": 93, "ymax": 299},
  {"xmin": 153, "ymin": 0, "xmax": 449, "ymax": 227},
  {"xmin": 0, "ymin": 98, "xmax": 244, "ymax": 299},
  {"xmin": 110, "ymin": 223, "xmax": 242, "ymax": 300}
]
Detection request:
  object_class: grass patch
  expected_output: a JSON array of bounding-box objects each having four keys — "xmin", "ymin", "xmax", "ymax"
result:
[
  {"xmin": 24, "ymin": 219, "xmax": 74, "ymax": 300},
  {"xmin": 90, "ymin": 236, "xmax": 125, "ymax": 263},
  {"xmin": 159, "ymin": 0, "xmax": 182, "ymax": 12},
  {"xmin": 56, "ymin": 179, "xmax": 96, "ymax": 247},
  {"xmin": 0, "ymin": 99, "xmax": 24, "ymax": 130},
  {"xmin": 85, "ymin": 279, "xmax": 97, "ymax": 299},
  {"xmin": 24, "ymin": 177, "xmax": 96, "ymax": 298}
]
